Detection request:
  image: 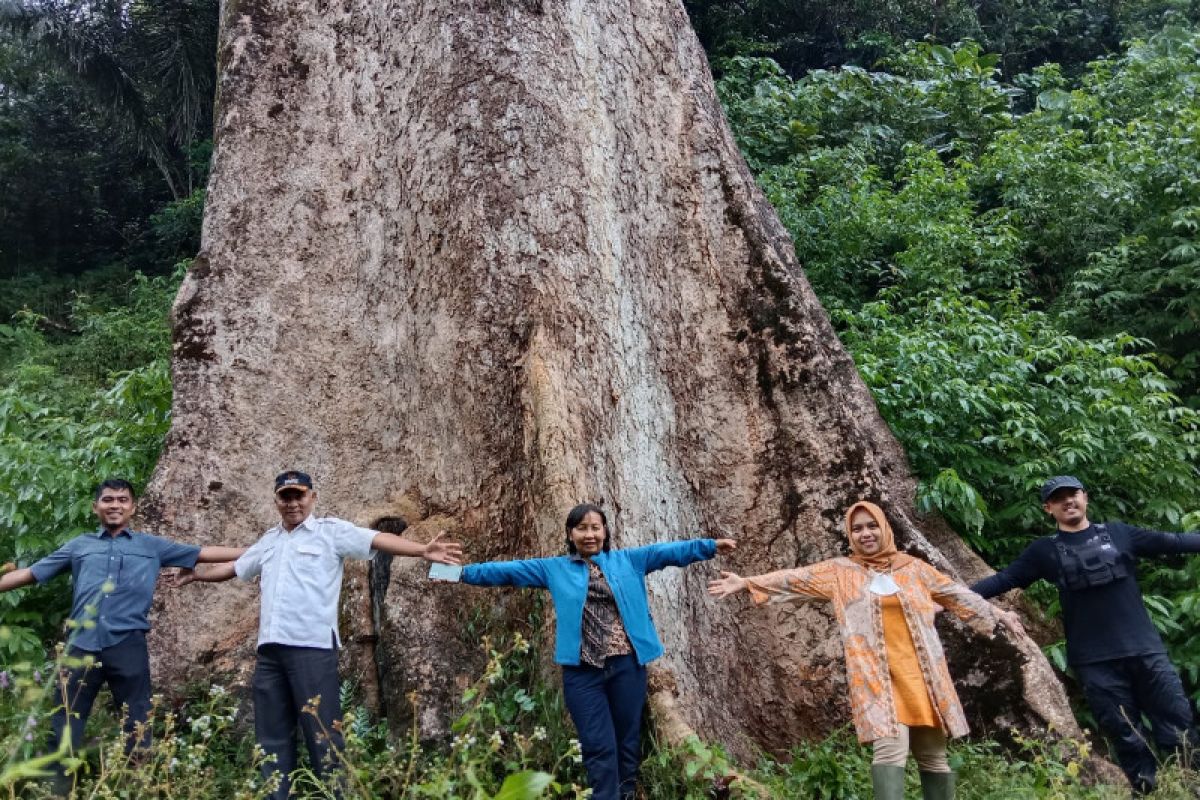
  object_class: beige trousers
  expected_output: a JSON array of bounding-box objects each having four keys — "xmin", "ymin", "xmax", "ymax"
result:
[{"xmin": 871, "ymin": 725, "xmax": 950, "ymax": 772}]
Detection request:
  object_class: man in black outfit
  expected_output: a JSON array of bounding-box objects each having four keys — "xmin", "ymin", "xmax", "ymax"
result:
[{"xmin": 972, "ymin": 475, "xmax": 1200, "ymax": 793}]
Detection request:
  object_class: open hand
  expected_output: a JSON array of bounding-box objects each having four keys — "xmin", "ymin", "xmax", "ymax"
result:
[
  {"xmin": 997, "ymin": 609, "xmax": 1026, "ymax": 637},
  {"xmin": 424, "ymin": 532, "xmax": 464, "ymax": 565},
  {"xmin": 715, "ymin": 538, "xmax": 737, "ymax": 556},
  {"xmin": 166, "ymin": 568, "xmax": 196, "ymax": 588},
  {"xmin": 708, "ymin": 570, "xmax": 747, "ymax": 599}
]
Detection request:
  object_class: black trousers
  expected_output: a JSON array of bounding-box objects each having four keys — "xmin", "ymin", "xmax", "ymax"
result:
[
  {"xmin": 1076, "ymin": 653, "xmax": 1198, "ymax": 793},
  {"xmin": 252, "ymin": 644, "xmax": 344, "ymax": 800},
  {"xmin": 49, "ymin": 632, "xmax": 153, "ymax": 789}
]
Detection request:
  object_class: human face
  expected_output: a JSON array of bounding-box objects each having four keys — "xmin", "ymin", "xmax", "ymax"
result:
[
  {"xmin": 1042, "ymin": 488, "xmax": 1090, "ymax": 532},
  {"xmin": 848, "ymin": 508, "xmax": 882, "ymax": 556},
  {"xmin": 569, "ymin": 511, "xmax": 607, "ymax": 557},
  {"xmin": 93, "ymin": 488, "xmax": 136, "ymax": 533},
  {"xmin": 275, "ymin": 488, "xmax": 316, "ymax": 531}
]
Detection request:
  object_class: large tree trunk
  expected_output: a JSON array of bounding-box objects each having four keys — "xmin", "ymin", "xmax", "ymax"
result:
[{"xmin": 144, "ymin": 0, "xmax": 1079, "ymax": 756}]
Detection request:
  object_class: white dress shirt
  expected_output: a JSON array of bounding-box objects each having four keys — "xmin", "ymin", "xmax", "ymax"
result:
[{"xmin": 235, "ymin": 515, "xmax": 377, "ymax": 649}]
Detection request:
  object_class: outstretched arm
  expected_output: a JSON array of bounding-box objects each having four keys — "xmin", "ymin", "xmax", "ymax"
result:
[
  {"xmin": 169, "ymin": 563, "xmax": 237, "ymax": 587},
  {"xmin": 969, "ymin": 542, "xmax": 1048, "ymax": 599},
  {"xmin": 371, "ymin": 531, "xmax": 463, "ymax": 564},
  {"xmin": 923, "ymin": 562, "xmax": 1023, "ymax": 636},
  {"xmin": 197, "ymin": 546, "xmax": 249, "ymax": 563},
  {"xmin": 0, "ymin": 567, "xmax": 35, "ymax": 593},
  {"xmin": 710, "ymin": 562, "xmax": 837, "ymax": 605},
  {"xmin": 1130, "ymin": 525, "xmax": 1200, "ymax": 558},
  {"xmin": 461, "ymin": 558, "xmax": 550, "ymax": 589},
  {"xmin": 627, "ymin": 537, "xmax": 733, "ymax": 573},
  {"xmin": 708, "ymin": 570, "xmax": 748, "ymax": 599}
]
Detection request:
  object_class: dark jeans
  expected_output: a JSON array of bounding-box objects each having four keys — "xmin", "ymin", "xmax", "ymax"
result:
[
  {"xmin": 252, "ymin": 644, "xmax": 344, "ymax": 800},
  {"xmin": 49, "ymin": 631, "xmax": 152, "ymax": 791},
  {"xmin": 562, "ymin": 654, "xmax": 648, "ymax": 800},
  {"xmin": 1076, "ymin": 653, "xmax": 1198, "ymax": 794}
]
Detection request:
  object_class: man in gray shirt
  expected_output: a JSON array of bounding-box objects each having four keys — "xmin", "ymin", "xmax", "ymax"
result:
[
  {"xmin": 178, "ymin": 470, "xmax": 463, "ymax": 799},
  {"xmin": 0, "ymin": 477, "xmax": 247, "ymax": 792}
]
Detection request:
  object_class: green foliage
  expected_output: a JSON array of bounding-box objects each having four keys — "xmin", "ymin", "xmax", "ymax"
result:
[
  {"xmin": 687, "ymin": 0, "xmax": 1200, "ymax": 78},
  {"xmin": 750, "ymin": 730, "xmax": 874, "ymax": 798},
  {"xmin": 0, "ymin": 633, "xmax": 577, "ymax": 799},
  {"xmin": 6, "ymin": 643, "xmax": 1170, "ymax": 799},
  {"xmin": 0, "ymin": 0, "xmax": 216, "ymax": 278},
  {"xmin": 641, "ymin": 726, "xmax": 1150, "ymax": 798},
  {"xmin": 984, "ymin": 28, "xmax": 1200, "ymax": 395},
  {"xmin": 842, "ymin": 294, "xmax": 1199, "ymax": 561},
  {"xmin": 718, "ymin": 34, "xmax": 1200, "ymax": 705},
  {"xmin": 718, "ymin": 43, "xmax": 1017, "ymax": 176},
  {"xmin": 329, "ymin": 632, "xmax": 586, "ymax": 799},
  {"xmin": 720, "ymin": 29, "xmax": 1200, "ymax": 403},
  {"xmin": 0, "ymin": 269, "xmax": 178, "ymax": 664},
  {"xmin": 718, "ymin": 39, "xmax": 1200, "ymax": 562}
]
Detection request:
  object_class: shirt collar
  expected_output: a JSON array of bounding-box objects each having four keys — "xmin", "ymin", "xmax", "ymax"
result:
[
  {"xmin": 278, "ymin": 515, "xmax": 318, "ymax": 535},
  {"xmin": 93, "ymin": 527, "xmax": 133, "ymax": 539}
]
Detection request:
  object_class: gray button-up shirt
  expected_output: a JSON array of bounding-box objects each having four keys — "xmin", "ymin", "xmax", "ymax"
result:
[
  {"xmin": 235, "ymin": 515, "xmax": 377, "ymax": 649},
  {"xmin": 30, "ymin": 528, "xmax": 201, "ymax": 652}
]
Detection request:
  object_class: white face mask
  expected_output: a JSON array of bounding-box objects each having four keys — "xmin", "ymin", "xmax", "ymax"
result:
[{"xmin": 868, "ymin": 572, "xmax": 900, "ymax": 596}]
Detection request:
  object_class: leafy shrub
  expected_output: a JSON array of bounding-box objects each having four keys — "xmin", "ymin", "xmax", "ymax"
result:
[{"xmin": 0, "ymin": 270, "xmax": 178, "ymax": 664}]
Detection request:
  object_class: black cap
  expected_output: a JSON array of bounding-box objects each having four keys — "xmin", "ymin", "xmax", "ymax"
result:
[
  {"xmin": 274, "ymin": 471, "xmax": 313, "ymax": 494},
  {"xmin": 1040, "ymin": 475, "xmax": 1085, "ymax": 503}
]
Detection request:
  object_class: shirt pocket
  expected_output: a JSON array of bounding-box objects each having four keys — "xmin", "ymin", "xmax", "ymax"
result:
[
  {"xmin": 117, "ymin": 551, "xmax": 158, "ymax": 591},
  {"xmin": 78, "ymin": 551, "xmax": 113, "ymax": 591},
  {"xmin": 294, "ymin": 542, "xmax": 333, "ymax": 567}
]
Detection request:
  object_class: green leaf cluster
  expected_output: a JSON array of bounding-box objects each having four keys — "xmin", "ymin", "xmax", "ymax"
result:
[
  {"xmin": 719, "ymin": 34, "xmax": 1200, "ymax": 569},
  {"xmin": 0, "ymin": 269, "xmax": 177, "ymax": 663},
  {"xmin": 718, "ymin": 31, "xmax": 1200, "ymax": 712},
  {"xmin": 0, "ymin": 0, "xmax": 216, "ymax": 278},
  {"xmin": 687, "ymin": 0, "xmax": 1200, "ymax": 78}
]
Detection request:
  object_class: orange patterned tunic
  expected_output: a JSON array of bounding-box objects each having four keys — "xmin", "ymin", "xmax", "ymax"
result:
[{"xmin": 746, "ymin": 557, "xmax": 999, "ymax": 743}]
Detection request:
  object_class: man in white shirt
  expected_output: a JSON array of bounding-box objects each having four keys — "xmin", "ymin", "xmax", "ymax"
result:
[{"xmin": 177, "ymin": 470, "xmax": 462, "ymax": 799}]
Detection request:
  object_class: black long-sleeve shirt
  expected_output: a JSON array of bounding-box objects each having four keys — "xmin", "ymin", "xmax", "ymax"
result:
[{"xmin": 971, "ymin": 521, "xmax": 1200, "ymax": 665}]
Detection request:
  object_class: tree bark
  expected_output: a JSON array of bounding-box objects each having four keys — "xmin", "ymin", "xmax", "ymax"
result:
[{"xmin": 143, "ymin": 0, "xmax": 1079, "ymax": 756}]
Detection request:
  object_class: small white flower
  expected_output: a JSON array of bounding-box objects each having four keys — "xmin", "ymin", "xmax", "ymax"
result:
[
  {"xmin": 488, "ymin": 730, "xmax": 503, "ymax": 750},
  {"xmin": 532, "ymin": 726, "xmax": 547, "ymax": 742}
]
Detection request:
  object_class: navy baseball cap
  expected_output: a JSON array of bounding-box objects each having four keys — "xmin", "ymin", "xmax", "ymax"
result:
[
  {"xmin": 1040, "ymin": 475, "xmax": 1085, "ymax": 502},
  {"xmin": 274, "ymin": 471, "xmax": 314, "ymax": 494}
]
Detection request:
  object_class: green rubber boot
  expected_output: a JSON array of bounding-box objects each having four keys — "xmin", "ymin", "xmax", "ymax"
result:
[
  {"xmin": 919, "ymin": 770, "xmax": 955, "ymax": 800},
  {"xmin": 871, "ymin": 764, "xmax": 906, "ymax": 800}
]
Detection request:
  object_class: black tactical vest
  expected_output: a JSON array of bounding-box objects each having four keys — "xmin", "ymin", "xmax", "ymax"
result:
[{"xmin": 1053, "ymin": 524, "xmax": 1129, "ymax": 590}]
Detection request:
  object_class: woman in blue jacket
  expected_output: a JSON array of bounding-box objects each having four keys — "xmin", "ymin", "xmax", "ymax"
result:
[{"xmin": 461, "ymin": 503, "xmax": 736, "ymax": 800}]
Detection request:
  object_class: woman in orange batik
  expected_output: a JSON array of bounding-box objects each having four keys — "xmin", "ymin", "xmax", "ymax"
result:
[{"xmin": 709, "ymin": 501, "xmax": 1018, "ymax": 800}]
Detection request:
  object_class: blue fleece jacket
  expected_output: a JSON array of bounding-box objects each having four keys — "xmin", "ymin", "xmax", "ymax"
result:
[{"xmin": 461, "ymin": 538, "xmax": 716, "ymax": 666}]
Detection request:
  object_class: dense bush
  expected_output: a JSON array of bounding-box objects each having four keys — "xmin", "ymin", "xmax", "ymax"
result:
[
  {"xmin": 0, "ymin": 269, "xmax": 177, "ymax": 663},
  {"xmin": 717, "ymin": 33, "xmax": 1200, "ymax": 699},
  {"xmin": 5, "ymin": 637, "xmax": 1178, "ymax": 800}
]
